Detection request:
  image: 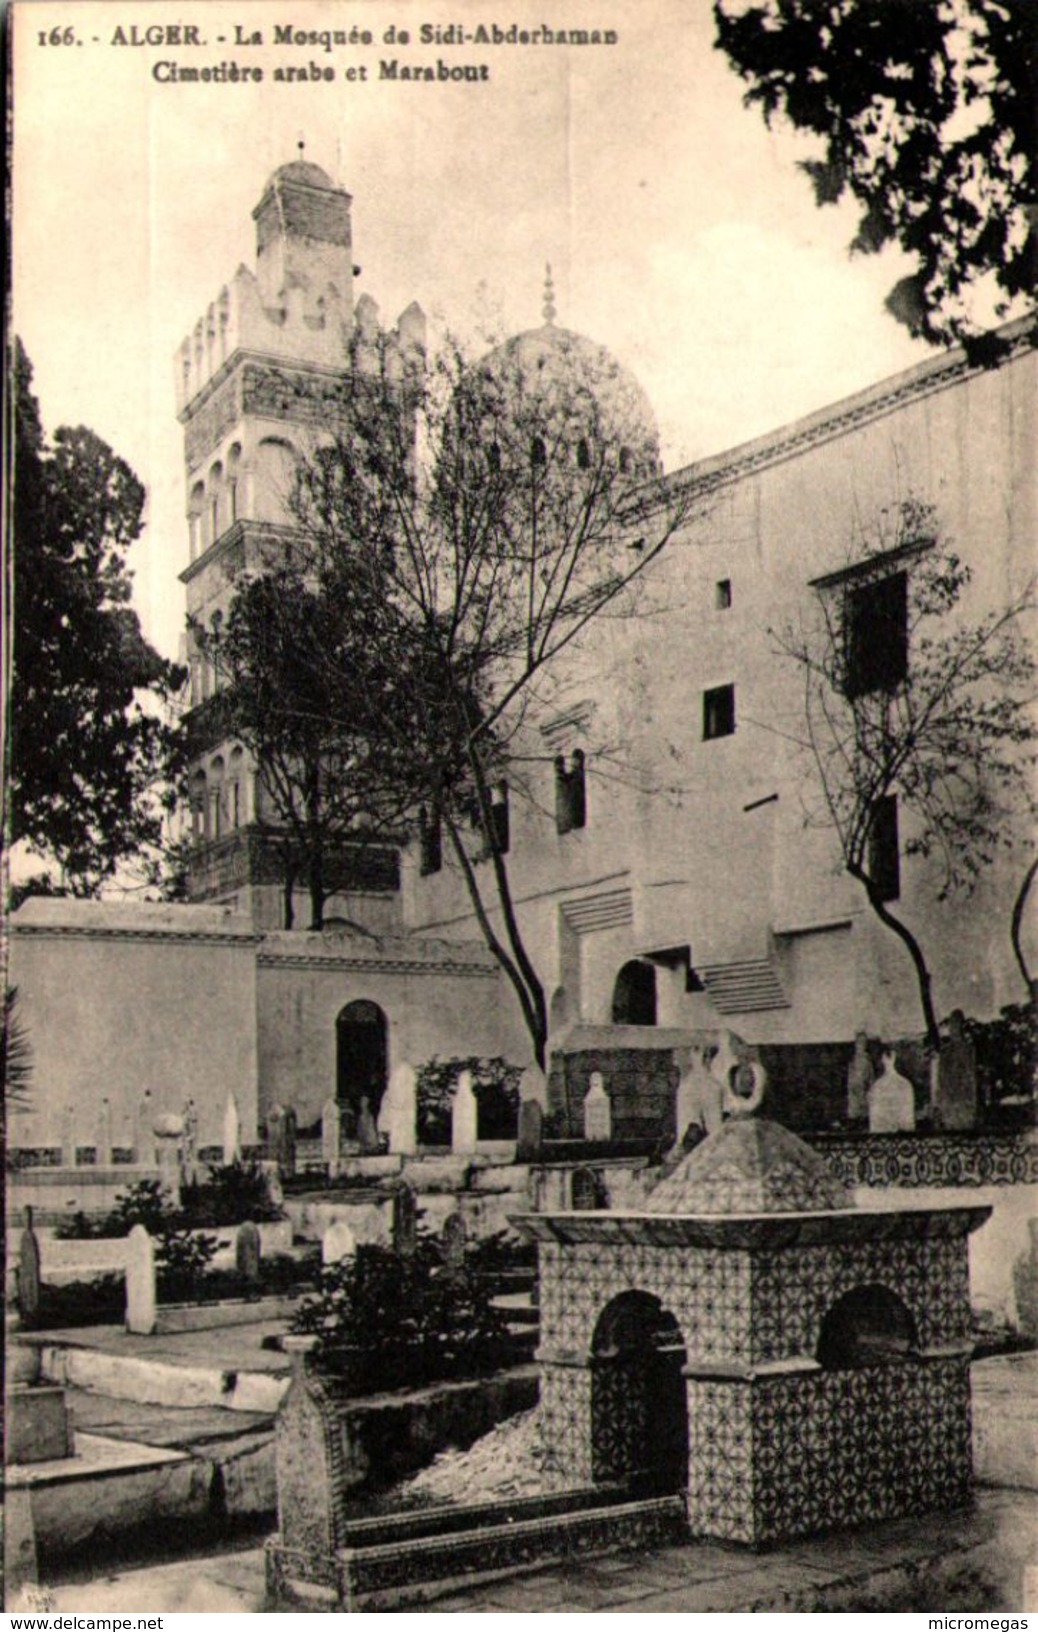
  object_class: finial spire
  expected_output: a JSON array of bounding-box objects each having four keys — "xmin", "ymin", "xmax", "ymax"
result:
[
  {"xmin": 542, "ymin": 263, "xmax": 556, "ymax": 326},
  {"xmin": 297, "ymin": 137, "xmax": 306, "ymax": 159}
]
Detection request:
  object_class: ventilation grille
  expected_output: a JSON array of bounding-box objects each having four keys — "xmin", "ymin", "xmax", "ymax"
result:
[
  {"xmin": 698, "ymin": 958, "xmax": 790, "ymax": 1014},
  {"xmin": 561, "ymin": 889, "xmax": 633, "ymax": 935}
]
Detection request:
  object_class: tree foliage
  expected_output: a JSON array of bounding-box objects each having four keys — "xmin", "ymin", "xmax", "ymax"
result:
[
  {"xmin": 775, "ymin": 497, "xmax": 1036, "ymax": 1048},
  {"xmin": 714, "ymin": 0, "xmax": 1037, "ymax": 355},
  {"xmin": 203, "ymin": 327, "xmax": 692, "ymax": 1062},
  {"xmin": 242, "ymin": 327, "xmax": 694, "ymax": 1067},
  {"xmin": 195, "ymin": 564, "xmax": 415, "ymax": 928},
  {"xmin": 9, "ymin": 341, "xmax": 186, "ymax": 892}
]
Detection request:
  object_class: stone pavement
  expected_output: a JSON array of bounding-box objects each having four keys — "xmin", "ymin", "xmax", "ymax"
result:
[{"xmin": 33, "ymin": 1490, "xmax": 1037, "ymax": 1614}]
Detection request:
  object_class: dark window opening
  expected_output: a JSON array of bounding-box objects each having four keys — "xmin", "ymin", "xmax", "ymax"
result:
[
  {"xmin": 555, "ymin": 749, "xmax": 587, "ymax": 835},
  {"xmin": 845, "ymin": 571, "xmax": 908, "ymax": 698},
  {"xmin": 531, "ymin": 436, "xmax": 547, "ymax": 467},
  {"xmin": 491, "ymin": 781, "xmax": 510, "ymax": 855},
  {"xmin": 867, "ymin": 794, "xmax": 900, "ymax": 902},
  {"xmin": 715, "ymin": 578, "xmax": 732, "ymax": 610},
  {"xmin": 611, "ymin": 959, "xmax": 657, "ymax": 1026},
  {"xmin": 419, "ymin": 806, "xmax": 442, "ymax": 876},
  {"xmin": 486, "ymin": 442, "xmax": 501, "ymax": 472},
  {"xmin": 619, "ymin": 446, "xmax": 632, "ymax": 475},
  {"xmin": 577, "ymin": 438, "xmax": 591, "ymax": 470},
  {"xmin": 703, "ymin": 683, "xmax": 736, "ymax": 740}
]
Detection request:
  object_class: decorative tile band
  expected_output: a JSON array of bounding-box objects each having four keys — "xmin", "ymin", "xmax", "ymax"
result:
[{"xmin": 808, "ymin": 1132, "xmax": 1037, "ymax": 1189}]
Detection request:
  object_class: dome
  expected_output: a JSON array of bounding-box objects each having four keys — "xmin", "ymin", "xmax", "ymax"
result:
[
  {"xmin": 646, "ymin": 1116, "xmax": 853, "ymax": 1216},
  {"xmin": 267, "ymin": 160, "xmax": 336, "ymax": 191}
]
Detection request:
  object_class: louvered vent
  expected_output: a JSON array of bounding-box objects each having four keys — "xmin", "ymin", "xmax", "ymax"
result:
[{"xmin": 698, "ymin": 957, "xmax": 789, "ymax": 1014}]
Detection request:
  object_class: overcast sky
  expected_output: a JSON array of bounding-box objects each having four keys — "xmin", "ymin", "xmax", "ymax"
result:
[{"xmin": 12, "ymin": 0, "xmax": 929, "ymax": 659}]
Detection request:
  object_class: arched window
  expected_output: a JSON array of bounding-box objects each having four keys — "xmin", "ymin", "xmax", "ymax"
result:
[
  {"xmin": 208, "ymin": 755, "xmax": 225, "ymax": 840},
  {"xmin": 619, "ymin": 446, "xmax": 632, "ymax": 475},
  {"xmin": 256, "ymin": 437, "xmax": 297, "ymax": 524},
  {"xmin": 208, "ymin": 461, "xmax": 224, "ymax": 545},
  {"xmin": 229, "ymin": 746, "xmax": 245, "ymax": 829},
  {"xmin": 577, "ymin": 438, "xmax": 591, "ymax": 471},
  {"xmin": 227, "ymin": 444, "xmax": 242, "ymax": 525},
  {"xmin": 189, "ymin": 770, "xmax": 207, "ymax": 841},
  {"xmin": 817, "ymin": 1285, "xmax": 917, "ymax": 1370},
  {"xmin": 188, "ymin": 482, "xmax": 205, "ymax": 562},
  {"xmin": 530, "ymin": 435, "xmax": 547, "ymax": 467},
  {"xmin": 611, "ymin": 960, "xmax": 657, "ymax": 1026},
  {"xmin": 555, "ymin": 749, "xmax": 587, "ymax": 834},
  {"xmin": 486, "ymin": 442, "xmax": 501, "ymax": 473}
]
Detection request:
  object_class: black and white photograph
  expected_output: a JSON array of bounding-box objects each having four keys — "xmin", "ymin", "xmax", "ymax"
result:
[{"xmin": 4, "ymin": 0, "xmax": 1036, "ymax": 1613}]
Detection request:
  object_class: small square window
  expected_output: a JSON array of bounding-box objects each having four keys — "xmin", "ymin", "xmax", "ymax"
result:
[
  {"xmin": 703, "ymin": 683, "xmax": 736, "ymax": 741},
  {"xmin": 715, "ymin": 579, "xmax": 732, "ymax": 610}
]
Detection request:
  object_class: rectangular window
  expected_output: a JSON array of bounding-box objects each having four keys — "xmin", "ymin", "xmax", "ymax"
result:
[
  {"xmin": 419, "ymin": 806, "xmax": 442, "ymax": 876},
  {"xmin": 491, "ymin": 782, "xmax": 510, "ymax": 855},
  {"xmin": 555, "ymin": 750, "xmax": 587, "ymax": 835},
  {"xmin": 715, "ymin": 579, "xmax": 732, "ymax": 610},
  {"xmin": 845, "ymin": 571, "xmax": 908, "ymax": 698},
  {"xmin": 868, "ymin": 795, "xmax": 900, "ymax": 902},
  {"xmin": 703, "ymin": 683, "xmax": 736, "ymax": 740}
]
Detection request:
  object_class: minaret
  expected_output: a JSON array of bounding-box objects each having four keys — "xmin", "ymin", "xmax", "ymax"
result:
[{"xmin": 175, "ymin": 161, "xmax": 424, "ymax": 928}]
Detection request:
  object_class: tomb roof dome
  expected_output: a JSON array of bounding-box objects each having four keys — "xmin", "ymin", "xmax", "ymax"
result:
[{"xmin": 646, "ymin": 1116, "xmax": 853, "ymax": 1216}]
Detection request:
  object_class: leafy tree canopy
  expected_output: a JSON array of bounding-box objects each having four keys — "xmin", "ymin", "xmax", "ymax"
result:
[
  {"xmin": 714, "ymin": 0, "xmax": 1037, "ymax": 356},
  {"xmin": 10, "ymin": 341, "xmax": 186, "ymax": 893}
]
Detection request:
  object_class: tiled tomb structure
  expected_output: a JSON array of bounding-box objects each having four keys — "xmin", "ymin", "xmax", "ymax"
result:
[{"xmin": 520, "ymin": 1112, "xmax": 990, "ymax": 1547}]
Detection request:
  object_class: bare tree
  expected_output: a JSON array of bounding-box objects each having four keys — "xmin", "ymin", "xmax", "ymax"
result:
[
  {"xmin": 774, "ymin": 497, "xmax": 1035, "ymax": 1050},
  {"xmin": 262, "ymin": 325, "xmax": 699, "ymax": 1066}
]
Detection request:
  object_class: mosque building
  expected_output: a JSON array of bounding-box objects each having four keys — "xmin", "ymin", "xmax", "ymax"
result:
[{"xmin": 10, "ymin": 158, "xmax": 1034, "ymax": 1158}]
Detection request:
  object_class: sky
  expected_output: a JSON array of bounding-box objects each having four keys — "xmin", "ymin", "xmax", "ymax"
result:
[{"xmin": 12, "ymin": 0, "xmax": 929, "ymax": 661}]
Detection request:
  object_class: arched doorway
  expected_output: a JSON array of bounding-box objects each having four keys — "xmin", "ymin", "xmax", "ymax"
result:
[
  {"xmin": 335, "ymin": 1001, "xmax": 388, "ymax": 1124},
  {"xmin": 611, "ymin": 960, "xmax": 657, "ymax": 1026},
  {"xmin": 590, "ymin": 1291, "xmax": 688, "ymax": 1494}
]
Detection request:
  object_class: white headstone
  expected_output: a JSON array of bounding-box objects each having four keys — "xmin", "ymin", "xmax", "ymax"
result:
[
  {"xmin": 59, "ymin": 1104, "xmax": 75, "ymax": 1168},
  {"xmin": 322, "ymin": 1221, "xmax": 356, "ymax": 1266},
  {"xmin": 136, "ymin": 1092, "xmax": 155, "ymax": 1167},
  {"xmin": 675, "ymin": 1049, "xmax": 724, "ymax": 1140},
  {"xmin": 222, "ymin": 1093, "xmax": 241, "ymax": 1164},
  {"xmin": 125, "ymin": 1224, "xmax": 156, "ymax": 1335},
  {"xmin": 321, "ymin": 1098, "xmax": 341, "ymax": 1172},
  {"xmin": 153, "ymin": 1119, "xmax": 183, "ymax": 1207},
  {"xmin": 96, "ymin": 1099, "xmax": 112, "ymax": 1167},
  {"xmin": 869, "ymin": 1050, "xmax": 916, "ymax": 1133},
  {"xmin": 583, "ymin": 1073, "xmax": 612, "ymax": 1141},
  {"xmin": 381, "ymin": 1062, "xmax": 418, "ymax": 1155},
  {"xmin": 451, "ymin": 1069, "xmax": 478, "ymax": 1154},
  {"xmin": 519, "ymin": 1062, "xmax": 548, "ymax": 1108}
]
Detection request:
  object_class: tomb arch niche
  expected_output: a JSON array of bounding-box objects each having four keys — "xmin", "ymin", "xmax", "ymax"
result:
[
  {"xmin": 817, "ymin": 1283, "xmax": 917, "ymax": 1370},
  {"xmin": 590, "ymin": 1290, "xmax": 688, "ymax": 1495},
  {"xmin": 335, "ymin": 1000, "xmax": 389, "ymax": 1125}
]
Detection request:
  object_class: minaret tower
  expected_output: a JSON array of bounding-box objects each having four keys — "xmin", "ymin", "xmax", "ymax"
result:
[{"xmin": 176, "ymin": 159, "xmax": 425, "ymax": 927}]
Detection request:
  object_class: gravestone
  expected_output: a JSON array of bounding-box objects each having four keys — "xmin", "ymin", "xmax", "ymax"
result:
[
  {"xmin": 441, "ymin": 1212, "xmax": 467, "ymax": 1273},
  {"xmin": 96, "ymin": 1099, "xmax": 113, "ymax": 1167},
  {"xmin": 59, "ymin": 1104, "xmax": 75, "ymax": 1167},
  {"xmin": 17, "ymin": 1208, "xmax": 41, "ymax": 1325},
  {"xmin": 236, "ymin": 1220, "xmax": 261, "ymax": 1284},
  {"xmin": 846, "ymin": 1032, "xmax": 874, "ymax": 1123},
  {"xmin": 322, "ymin": 1221, "xmax": 356, "ymax": 1266},
  {"xmin": 517, "ymin": 1098, "xmax": 544, "ymax": 1160},
  {"xmin": 933, "ymin": 1011, "xmax": 977, "ymax": 1132},
  {"xmin": 181, "ymin": 1098, "xmax": 200, "ymax": 1184},
  {"xmin": 675, "ymin": 1048, "xmax": 724, "ymax": 1140},
  {"xmin": 154, "ymin": 1118, "xmax": 183, "ymax": 1206},
  {"xmin": 393, "ymin": 1183, "xmax": 418, "ymax": 1258},
  {"xmin": 380, "ymin": 1062, "xmax": 417, "ymax": 1155},
  {"xmin": 451, "ymin": 1070, "xmax": 478, "ymax": 1154},
  {"xmin": 583, "ymin": 1073, "xmax": 611, "ymax": 1141},
  {"xmin": 519, "ymin": 1062, "xmax": 548, "ymax": 1108},
  {"xmin": 269, "ymin": 1104, "xmax": 298, "ymax": 1177},
  {"xmin": 223, "ymin": 1093, "xmax": 242, "ymax": 1164},
  {"xmin": 869, "ymin": 1049, "xmax": 916, "ymax": 1133},
  {"xmin": 357, "ymin": 1095, "xmax": 379, "ymax": 1153},
  {"xmin": 125, "ymin": 1224, "xmax": 157, "ymax": 1335},
  {"xmin": 321, "ymin": 1099, "xmax": 341, "ymax": 1174},
  {"xmin": 136, "ymin": 1091, "xmax": 155, "ymax": 1167}
]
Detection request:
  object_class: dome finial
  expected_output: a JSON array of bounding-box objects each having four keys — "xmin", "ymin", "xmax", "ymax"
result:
[
  {"xmin": 297, "ymin": 136, "xmax": 306, "ymax": 159},
  {"xmin": 542, "ymin": 263, "xmax": 557, "ymax": 326}
]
